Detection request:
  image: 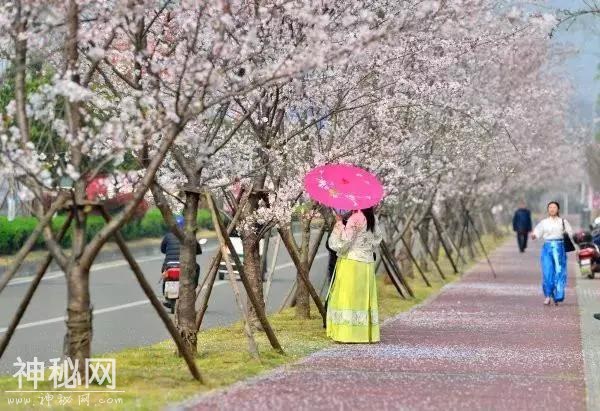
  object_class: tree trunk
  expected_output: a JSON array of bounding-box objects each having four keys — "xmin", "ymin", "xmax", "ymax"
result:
[
  {"xmin": 485, "ymin": 209, "xmax": 502, "ymax": 239},
  {"xmin": 13, "ymin": 10, "xmax": 29, "ymax": 143},
  {"xmin": 239, "ymin": 176, "xmax": 267, "ymax": 329},
  {"xmin": 479, "ymin": 213, "xmax": 489, "ymax": 236},
  {"xmin": 452, "ymin": 217, "xmax": 462, "ymax": 250},
  {"xmin": 278, "ymin": 224, "xmax": 327, "ymax": 321},
  {"xmin": 62, "ymin": 0, "xmax": 92, "ymax": 378},
  {"xmin": 64, "ymin": 264, "xmax": 92, "ymax": 379},
  {"xmin": 451, "ymin": 208, "xmax": 466, "ymax": 256},
  {"xmin": 465, "ymin": 224, "xmax": 477, "ymax": 260},
  {"xmin": 295, "ymin": 217, "xmax": 311, "ymax": 319},
  {"xmin": 175, "ymin": 190, "xmax": 200, "ymax": 355},
  {"xmin": 419, "ymin": 219, "xmax": 430, "ymax": 271},
  {"xmin": 399, "ymin": 229, "xmax": 414, "ymax": 279},
  {"xmin": 242, "ymin": 231, "xmax": 264, "ymax": 330},
  {"xmin": 430, "ymin": 221, "xmax": 441, "ymax": 263}
]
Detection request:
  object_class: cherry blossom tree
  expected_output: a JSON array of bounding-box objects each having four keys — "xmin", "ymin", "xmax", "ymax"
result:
[
  {"xmin": 192, "ymin": 1, "xmax": 579, "ymax": 321},
  {"xmin": 146, "ymin": 0, "xmax": 393, "ymax": 344},
  {"xmin": 0, "ymin": 0, "xmax": 579, "ymax": 374},
  {"xmin": 1, "ymin": 0, "xmax": 370, "ymax": 370}
]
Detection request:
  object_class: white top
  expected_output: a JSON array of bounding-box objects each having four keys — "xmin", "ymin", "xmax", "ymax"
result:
[
  {"xmin": 328, "ymin": 211, "xmax": 382, "ymax": 263},
  {"xmin": 533, "ymin": 217, "xmax": 573, "ymax": 241}
]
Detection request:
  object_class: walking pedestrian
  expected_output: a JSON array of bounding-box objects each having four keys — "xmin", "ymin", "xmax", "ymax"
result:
[
  {"xmin": 531, "ymin": 201, "xmax": 575, "ymax": 306},
  {"xmin": 512, "ymin": 201, "xmax": 532, "ymax": 252},
  {"xmin": 326, "ymin": 207, "xmax": 382, "ymax": 343}
]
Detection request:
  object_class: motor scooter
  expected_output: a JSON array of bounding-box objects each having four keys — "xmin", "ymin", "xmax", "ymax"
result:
[
  {"xmin": 574, "ymin": 230, "xmax": 600, "ymax": 279},
  {"xmin": 162, "ymin": 238, "xmax": 207, "ymax": 314}
]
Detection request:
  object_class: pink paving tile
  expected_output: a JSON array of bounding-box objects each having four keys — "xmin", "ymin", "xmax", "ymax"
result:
[{"xmin": 174, "ymin": 242, "xmax": 586, "ymax": 411}]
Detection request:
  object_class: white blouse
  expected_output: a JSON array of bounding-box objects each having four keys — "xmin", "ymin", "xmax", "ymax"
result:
[
  {"xmin": 533, "ymin": 217, "xmax": 573, "ymax": 241},
  {"xmin": 328, "ymin": 212, "xmax": 382, "ymax": 263}
]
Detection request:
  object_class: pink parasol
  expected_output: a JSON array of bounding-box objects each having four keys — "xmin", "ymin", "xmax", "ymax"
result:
[{"xmin": 304, "ymin": 163, "xmax": 384, "ymax": 210}]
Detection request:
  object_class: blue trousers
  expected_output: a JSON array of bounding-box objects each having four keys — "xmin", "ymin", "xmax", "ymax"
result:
[{"xmin": 540, "ymin": 240, "xmax": 567, "ymax": 302}]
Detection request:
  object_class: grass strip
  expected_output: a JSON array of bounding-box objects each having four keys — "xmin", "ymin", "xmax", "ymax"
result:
[{"xmin": 0, "ymin": 234, "xmax": 507, "ymax": 410}]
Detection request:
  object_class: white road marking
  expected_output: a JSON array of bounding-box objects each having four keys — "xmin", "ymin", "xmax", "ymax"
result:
[
  {"xmin": 0, "ymin": 253, "xmax": 328, "ymax": 333},
  {"xmin": 0, "ymin": 300, "xmax": 150, "ymax": 333},
  {"xmin": 7, "ymin": 247, "xmax": 219, "ymax": 286}
]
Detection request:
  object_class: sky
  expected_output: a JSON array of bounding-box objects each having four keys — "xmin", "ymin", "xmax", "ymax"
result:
[{"xmin": 537, "ymin": 0, "xmax": 600, "ymax": 128}]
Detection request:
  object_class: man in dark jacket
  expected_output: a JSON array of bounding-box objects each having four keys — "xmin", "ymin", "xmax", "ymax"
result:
[
  {"xmin": 512, "ymin": 202, "xmax": 532, "ymax": 253},
  {"xmin": 160, "ymin": 215, "xmax": 202, "ymax": 297}
]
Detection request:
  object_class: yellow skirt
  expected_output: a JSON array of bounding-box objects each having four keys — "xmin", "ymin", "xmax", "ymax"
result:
[{"xmin": 326, "ymin": 257, "xmax": 380, "ymax": 343}]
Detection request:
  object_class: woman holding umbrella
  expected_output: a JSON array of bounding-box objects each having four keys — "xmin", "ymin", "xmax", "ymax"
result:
[
  {"xmin": 304, "ymin": 164, "xmax": 384, "ymax": 343},
  {"xmin": 326, "ymin": 207, "xmax": 382, "ymax": 343}
]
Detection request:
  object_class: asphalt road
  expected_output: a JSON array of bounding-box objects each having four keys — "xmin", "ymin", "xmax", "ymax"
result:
[{"xmin": 0, "ymin": 236, "xmax": 329, "ymax": 374}]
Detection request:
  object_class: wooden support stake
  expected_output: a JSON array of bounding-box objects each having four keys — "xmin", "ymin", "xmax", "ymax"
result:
[
  {"xmin": 0, "ymin": 213, "xmax": 73, "ymax": 360},
  {"xmin": 279, "ymin": 280, "xmax": 297, "ymax": 312},
  {"xmin": 430, "ymin": 213, "xmax": 459, "ymax": 274},
  {"xmin": 436, "ymin": 214, "xmax": 467, "ymax": 267},
  {"xmin": 206, "ymin": 192, "xmax": 284, "ymax": 354},
  {"xmin": 380, "ymin": 249, "xmax": 405, "ymax": 299},
  {"xmin": 0, "ymin": 195, "xmax": 67, "ymax": 295},
  {"xmin": 278, "ymin": 227, "xmax": 327, "ymax": 322},
  {"xmin": 194, "ymin": 256, "xmax": 220, "ymax": 332},
  {"xmin": 99, "ymin": 208, "xmax": 203, "ymax": 383},
  {"xmin": 264, "ymin": 235, "xmax": 281, "ymax": 305},
  {"xmin": 465, "ymin": 224, "xmax": 478, "ymax": 257},
  {"xmin": 279, "ymin": 218, "xmax": 329, "ymax": 311},
  {"xmin": 195, "ymin": 190, "xmax": 251, "ymax": 332},
  {"xmin": 308, "ymin": 222, "xmax": 328, "ymax": 267},
  {"xmin": 465, "ymin": 210, "xmax": 497, "ymax": 278},
  {"xmin": 195, "ymin": 258, "xmax": 215, "ymax": 300},
  {"xmin": 220, "ymin": 241, "xmax": 260, "ymax": 359},
  {"xmin": 260, "ymin": 232, "xmax": 271, "ymax": 280},
  {"xmin": 381, "ymin": 240, "xmax": 414, "ymax": 297},
  {"xmin": 457, "ymin": 217, "xmax": 468, "ymax": 258},
  {"xmin": 414, "ymin": 224, "xmax": 447, "ymax": 280},
  {"xmin": 462, "ymin": 211, "xmax": 478, "ymax": 259},
  {"xmin": 400, "ymin": 236, "xmax": 432, "ymax": 287}
]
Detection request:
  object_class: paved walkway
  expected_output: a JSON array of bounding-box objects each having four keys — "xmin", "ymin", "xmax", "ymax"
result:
[
  {"xmin": 577, "ymin": 260, "xmax": 600, "ymax": 410},
  {"xmin": 175, "ymin": 241, "xmax": 590, "ymax": 411}
]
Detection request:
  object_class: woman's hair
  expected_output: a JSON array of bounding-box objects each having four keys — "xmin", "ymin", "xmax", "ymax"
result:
[
  {"xmin": 361, "ymin": 207, "xmax": 376, "ymax": 233},
  {"xmin": 547, "ymin": 201, "xmax": 560, "ymax": 216},
  {"xmin": 342, "ymin": 211, "xmax": 352, "ymax": 225}
]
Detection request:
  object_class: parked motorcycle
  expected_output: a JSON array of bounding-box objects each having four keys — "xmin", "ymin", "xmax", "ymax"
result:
[
  {"xmin": 574, "ymin": 230, "xmax": 600, "ymax": 279},
  {"xmin": 162, "ymin": 238, "xmax": 207, "ymax": 314}
]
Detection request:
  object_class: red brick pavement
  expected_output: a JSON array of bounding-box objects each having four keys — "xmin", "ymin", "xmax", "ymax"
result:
[{"xmin": 175, "ymin": 241, "xmax": 586, "ymax": 411}]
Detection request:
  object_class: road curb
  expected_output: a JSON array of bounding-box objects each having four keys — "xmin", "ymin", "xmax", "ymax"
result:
[
  {"xmin": 0, "ymin": 231, "xmax": 217, "ymax": 280},
  {"xmin": 576, "ymin": 272, "xmax": 600, "ymax": 411},
  {"xmin": 0, "ymin": 240, "xmax": 162, "ymax": 280}
]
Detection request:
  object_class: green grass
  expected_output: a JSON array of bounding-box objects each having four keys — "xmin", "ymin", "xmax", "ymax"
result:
[{"xmin": 0, "ymin": 234, "xmax": 506, "ymax": 410}]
